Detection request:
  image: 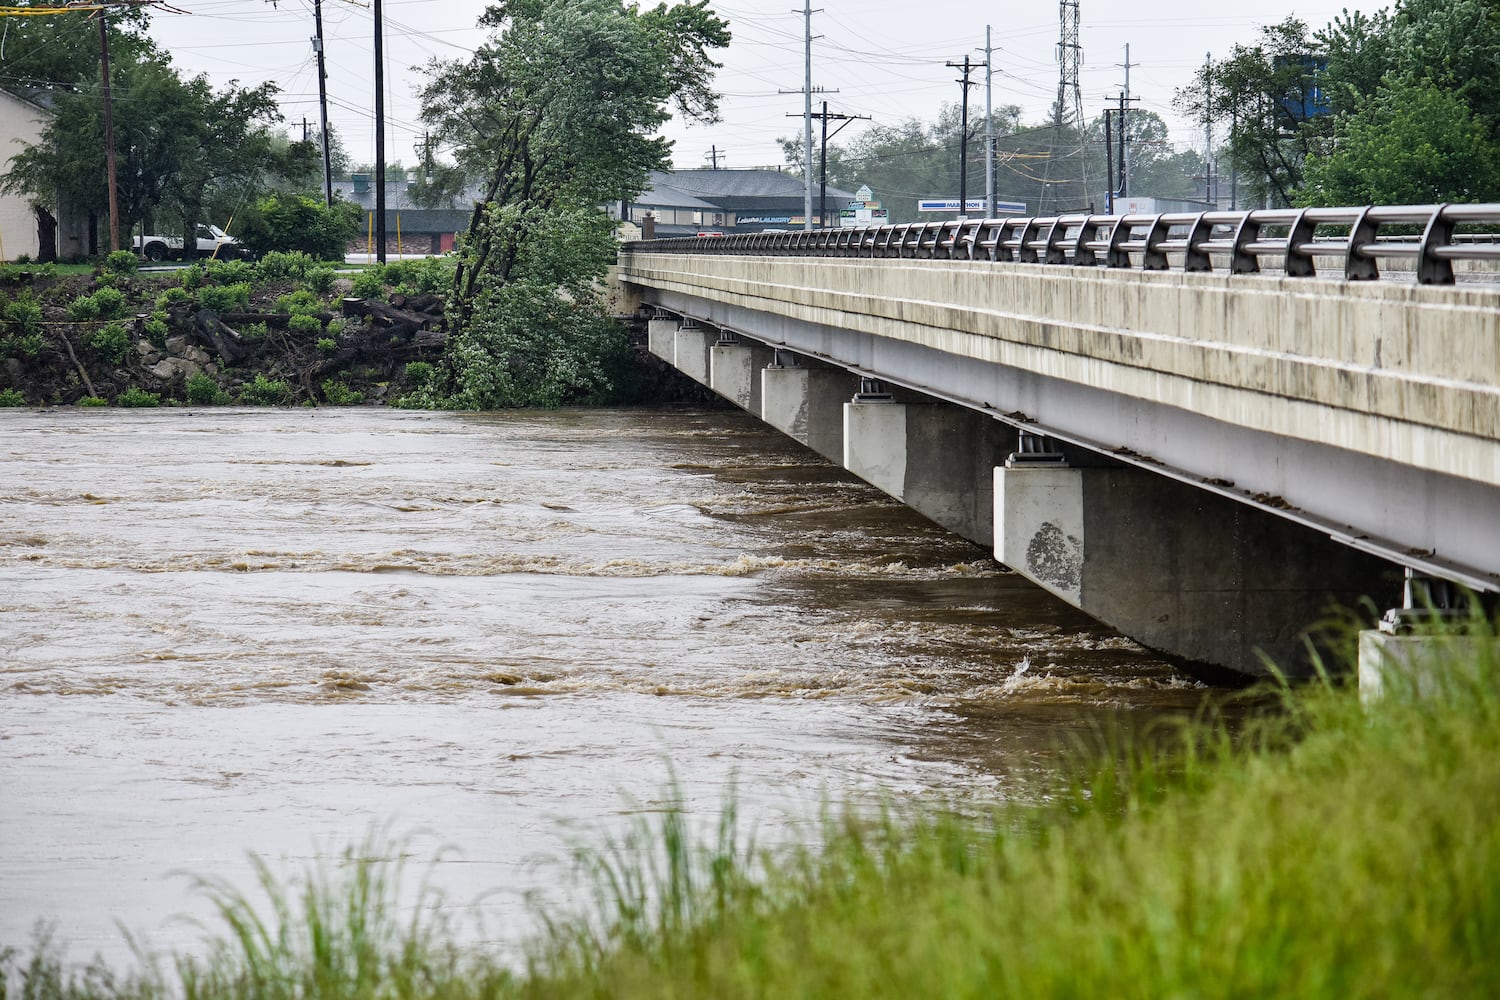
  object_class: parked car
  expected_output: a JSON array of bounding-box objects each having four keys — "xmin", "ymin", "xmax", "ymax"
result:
[{"xmin": 133, "ymin": 224, "xmax": 253, "ymax": 262}]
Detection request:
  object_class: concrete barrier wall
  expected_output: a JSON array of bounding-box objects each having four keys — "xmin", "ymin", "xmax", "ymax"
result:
[{"xmin": 620, "ymin": 254, "xmax": 1500, "ymax": 488}]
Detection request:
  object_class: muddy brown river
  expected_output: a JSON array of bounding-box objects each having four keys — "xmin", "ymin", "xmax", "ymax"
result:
[{"xmin": 0, "ymin": 407, "xmax": 1206, "ymax": 966}]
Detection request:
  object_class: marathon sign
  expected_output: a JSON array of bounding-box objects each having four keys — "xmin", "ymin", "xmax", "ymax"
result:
[{"xmin": 917, "ymin": 198, "xmax": 1027, "ymax": 215}]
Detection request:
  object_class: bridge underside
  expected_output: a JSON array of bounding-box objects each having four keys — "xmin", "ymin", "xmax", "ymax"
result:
[{"xmin": 637, "ymin": 289, "xmax": 1493, "ymax": 680}]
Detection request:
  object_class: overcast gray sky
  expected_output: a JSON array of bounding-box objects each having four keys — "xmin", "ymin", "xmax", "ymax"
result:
[{"xmin": 144, "ymin": 1, "xmax": 1390, "ymax": 171}]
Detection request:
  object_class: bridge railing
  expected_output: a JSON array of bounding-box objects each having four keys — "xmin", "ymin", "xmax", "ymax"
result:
[{"xmin": 623, "ymin": 203, "xmax": 1500, "ymax": 285}]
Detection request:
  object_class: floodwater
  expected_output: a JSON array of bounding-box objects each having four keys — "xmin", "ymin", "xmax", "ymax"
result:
[{"xmin": 0, "ymin": 407, "xmax": 1205, "ymax": 967}]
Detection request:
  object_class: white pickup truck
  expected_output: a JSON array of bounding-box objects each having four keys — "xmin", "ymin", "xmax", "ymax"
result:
[{"xmin": 133, "ymin": 224, "xmax": 252, "ymax": 262}]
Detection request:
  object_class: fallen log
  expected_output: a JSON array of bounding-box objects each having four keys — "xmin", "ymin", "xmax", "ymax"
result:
[{"xmin": 192, "ymin": 308, "xmax": 250, "ymax": 363}]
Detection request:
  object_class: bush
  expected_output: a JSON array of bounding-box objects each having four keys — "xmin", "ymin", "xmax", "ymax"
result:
[
  {"xmin": 119, "ymin": 386, "xmax": 160, "ymax": 407},
  {"xmin": 305, "ymin": 266, "xmax": 336, "ymax": 294},
  {"xmin": 103, "ymin": 249, "xmax": 138, "ymax": 275},
  {"xmin": 68, "ymin": 294, "xmax": 100, "ymax": 322},
  {"xmin": 185, "ymin": 372, "xmax": 228, "ymax": 405},
  {"xmin": 179, "ymin": 265, "xmax": 205, "ymax": 290},
  {"xmin": 89, "ymin": 321, "xmax": 131, "ymax": 364},
  {"xmin": 392, "ymin": 255, "xmax": 455, "ymax": 296},
  {"xmin": 90, "ymin": 285, "xmax": 126, "ymax": 319},
  {"xmin": 1, "ymin": 331, "xmax": 44, "ymax": 358},
  {"xmin": 5, "ymin": 294, "xmax": 42, "ymax": 334},
  {"xmin": 236, "ymin": 193, "xmax": 361, "ymax": 262},
  {"xmin": 144, "ymin": 315, "xmax": 170, "ymax": 348},
  {"xmin": 198, "ymin": 282, "xmax": 251, "ymax": 313},
  {"xmin": 316, "ymin": 337, "xmax": 338, "ymax": 356},
  {"xmin": 256, "ymin": 250, "xmax": 315, "ymax": 282},
  {"xmin": 155, "ymin": 286, "xmax": 192, "ymax": 309},
  {"xmin": 76, "ymin": 395, "xmax": 107, "ymax": 407},
  {"xmin": 350, "ymin": 268, "xmax": 386, "ymax": 300},
  {"xmin": 321, "ymin": 378, "xmax": 363, "ymax": 405},
  {"xmin": 403, "ymin": 361, "xmax": 435, "ymax": 387},
  {"xmin": 288, "ymin": 313, "xmax": 323, "ymax": 337},
  {"xmin": 238, "ymin": 321, "xmax": 268, "ymax": 342},
  {"xmin": 276, "ymin": 289, "xmax": 322, "ymax": 315},
  {"xmin": 206, "ymin": 259, "xmax": 256, "ymax": 285},
  {"xmin": 239, "ymin": 374, "xmax": 292, "ymax": 406},
  {"xmin": 0, "ymin": 387, "xmax": 25, "ymax": 406}
]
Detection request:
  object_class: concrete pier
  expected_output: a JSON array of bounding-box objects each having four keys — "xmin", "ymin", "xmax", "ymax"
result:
[
  {"xmin": 710, "ymin": 339, "xmax": 776, "ymax": 416},
  {"xmin": 844, "ymin": 400, "xmax": 1015, "ymax": 547},
  {"xmin": 761, "ymin": 357, "xmax": 856, "ymax": 464},
  {"xmin": 996, "ymin": 464, "xmax": 1394, "ymax": 677}
]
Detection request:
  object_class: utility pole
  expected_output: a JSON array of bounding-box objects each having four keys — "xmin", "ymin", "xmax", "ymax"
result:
[
  {"xmin": 985, "ymin": 25, "xmax": 995, "ymax": 218},
  {"xmin": 1118, "ymin": 43, "xmax": 1139, "ymax": 203},
  {"xmin": 947, "ymin": 55, "xmax": 984, "ymax": 220},
  {"xmin": 1103, "ymin": 107, "xmax": 1114, "ymax": 213},
  {"xmin": 1203, "ymin": 52, "xmax": 1214, "ymax": 206},
  {"xmin": 97, "ymin": 12, "xmax": 119, "ymax": 252},
  {"xmin": 373, "ymin": 0, "xmax": 387, "ymax": 263},
  {"xmin": 802, "ymin": 0, "xmax": 813, "ymax": 230},
  {"xmin": 705, "ymin": 146, "xmax": 724, "ymax": 169},
  {"xmin": 1052, "ymin": 1, "xmax": 1086, "ymax": 212},
  {"xmin": 313, "ymin": 0, "xmax": 333, "ymax": 207},
  {"xmin": 809, "ymin": 104, "xmax": 870, "ymax": 229}
]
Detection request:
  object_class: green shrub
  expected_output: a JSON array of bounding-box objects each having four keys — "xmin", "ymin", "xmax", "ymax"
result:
[
  {"xmin": 155, "ymin": 286, "xmax": 191, "ymax": 309},
  {"xmin": 321, "ymin": 378, "xmax": 363, "ymax": 405},
  {"xmin": 5, "ymin": 294, "xmax": 42, "ymax": 334},
  {"xmin": 276, "ymin": 289, "xmax": 322, "ymax": 315},
  {"xmin": 403, "ymin": 360, "xmax": 435, "ymax": 386},
  {"xmin": 392, "ymin": 256, "xmax": 455, "ymax": 295},
  {"xmin": 144, "ymin": 315, "xmax": 170, "ymax": 348},
  {"xmin": 119, "ymin": 386, "xmax": 160, "ymax": 407},
  {"xmin": 68, "ymin": 294, "xmax": 100, "ymax": 322},
  {"xmin": 76, "ymin": 395, "xmax": 107, "ymax": 407},
  {"xmin": 179, "ymin": 265, "xmax": 205, "ymax": 290},
  {"xmin": 256, "ymin": 250, "xmax": 315, "ymax": 282},
  {"xmin": 1, "ymin": 331, "xmax": 44, "ymax": 358},
  {"xmin": 239, "ymin": 321, "xmax": 268, "ymax": 342},
  {"xmin": 350, "ymin": 268, "xmax": 386, "ymax": 300},
  {"xmin": 91, "ymin": 285, "xmax": 126, "ymax": 319},
  {"xmin": 305, "ymin": 266, "xmax": 336, "ymax": 294},
  {"xmin": 287, "ymin": 313, "xmax": 323, "ymax": 338},
  {"xmin": 184, "ymin": 372, "xmax": 228, "ymax": 405},
  {"xmin": 316, "ymin": 337, "xmax": 338, "ymax": 356},
  {"xmin": 89, "ymin": 321, "xmax": 131, "ymax": 364},
  {"xmin": 103, "ymin": 249, "xmax": 138, "ymax": 275},
  {"xmin": 0, "ymin": 387, "xmax": 25, "ymax": 406},
  {"xmin": 198, "ymin": 282, "xmax": 251, "ymax": 313},
  {"xmin": 206, "ymin": 259, "xmax": 256, "ymax": 285},
  {"xmin": 235, "ymin": 192, "xmax": 362, "ymax": 261},
  {"xmin": 240, "ymin": 374, "xmax": 292, "ymax": 406}
]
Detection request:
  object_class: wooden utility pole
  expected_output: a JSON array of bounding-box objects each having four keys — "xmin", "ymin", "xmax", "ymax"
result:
[
  {"xmin": 947, "ymin": 55, "xmax": 984, "ymax": 219},
  {"xmin": 373, "ymin": 0, "xmax": 387, "ymax": 263},
  {"xmin": 313, "ymin": 0, "xmax": 333, "ymax": 207},
  {"xmin": 97, "ymin": 12, "xmax": 120, "ymax": 252}
]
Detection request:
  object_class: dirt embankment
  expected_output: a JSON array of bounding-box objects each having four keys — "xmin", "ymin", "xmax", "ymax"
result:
[{"xmin": 0, "ymin": 268, "xmax": 446, "ymax": 407}]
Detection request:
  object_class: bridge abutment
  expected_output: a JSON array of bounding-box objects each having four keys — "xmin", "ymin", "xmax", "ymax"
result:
[{"xmin": 996, "ymin": 463, "xmax": 1395, "ymax": 678}]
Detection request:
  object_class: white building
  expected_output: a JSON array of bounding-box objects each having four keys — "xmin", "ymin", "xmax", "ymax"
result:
[{"xmin": 1, "ymin": 88, "xmax": 87, "ymax": 262}]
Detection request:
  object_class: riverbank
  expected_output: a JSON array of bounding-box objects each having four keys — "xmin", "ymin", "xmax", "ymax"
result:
[
  {"xmin": 0, "ymin": 255, "xmax": 699, "ymax": 409},
  {"xmin": 6, "ymin": 619, "xmax": 1495, "ymax": 997}
]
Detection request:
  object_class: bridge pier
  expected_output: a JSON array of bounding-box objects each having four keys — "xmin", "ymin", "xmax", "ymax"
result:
[
  {"xmin": 843, "ymin": 397, "xmax": 1015, "ymax": 547},
  {"xmin": 710, "ymin": 338, "xmax": 777, "ymax": 417},
  {"xmin": 761, "ymin": 355, "xmax": 856, "ymax": 464},
  {"xmin": 995, "ymin": 461, "xmax": 1395, "ymax": 678}
]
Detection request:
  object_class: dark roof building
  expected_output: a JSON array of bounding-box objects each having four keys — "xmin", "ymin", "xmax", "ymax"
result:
[{"xmin": 624, "ymin": 169, "xmax": 856, "ymax": 235}]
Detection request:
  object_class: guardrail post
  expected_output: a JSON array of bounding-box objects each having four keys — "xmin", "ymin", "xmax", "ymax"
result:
[{"xmin": 1418, "ymin": 204, "xmax": 1456, "ymax": 286}]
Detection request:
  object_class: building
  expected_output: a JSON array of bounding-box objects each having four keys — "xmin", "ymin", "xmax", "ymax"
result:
[
  {"xmin": 621, "ymin": 169, "xmax": 858, "ymax": 236},
  {"xmin": 331, "ymin": 173, "xmax": 474, "ymax": 255},
  {"xmin": 1, "ymin": 88, "xmax": 87, "ymax": 262}
]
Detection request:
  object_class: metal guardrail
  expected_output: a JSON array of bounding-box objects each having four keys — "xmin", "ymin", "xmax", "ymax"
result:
[{"xmin": 623, "ymin": 203, "xmax": 1500, "ymax": 285}]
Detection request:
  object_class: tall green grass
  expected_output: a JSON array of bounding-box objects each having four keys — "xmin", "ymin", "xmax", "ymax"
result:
[{"xmin": 5, "ymin": 619, "xmax": 1497, "ymax": 999}]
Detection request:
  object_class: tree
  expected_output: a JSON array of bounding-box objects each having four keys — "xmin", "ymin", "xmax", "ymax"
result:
[
  {"xmin": 1298, "ymin": 80, "xmax": 1500, "ymax": 206},
  {"xmin": 1176, "ymin": 18, "xmax": 1328, "ymax": 208},
  {"xmin": 415, "ymin": 0, "xmax": 730, "ymax": 408},
  {"xmin": 3, "ymin": 55, "xmax": 284, "ymax": 249},
  {"xmin": 0, "ymin": 4, "xmax": 156, "ymax": 91}
]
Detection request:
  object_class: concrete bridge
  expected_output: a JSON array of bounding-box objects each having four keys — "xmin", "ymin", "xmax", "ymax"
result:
[{"xmin": 614, "ymin": 205, "xmax": 1500, "ymax": 679}]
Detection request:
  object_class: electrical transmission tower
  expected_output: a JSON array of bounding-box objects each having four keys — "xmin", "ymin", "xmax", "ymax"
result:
[
  {"xmin": 1055, "ymin": 0, "xmax": 1083, "ymax": 132},
  {"xmin": 1048, "ymin": 0, "xmax": 1090, "ymax": 211}
]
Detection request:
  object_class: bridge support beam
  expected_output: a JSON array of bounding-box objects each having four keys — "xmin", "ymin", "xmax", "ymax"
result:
[
  {"xmin": 672, "ymin": 323, "xmax": 714, "ymax": 387},
  {"xmin": 761, "ymin": 357, "xmax": 856, "ymax": 464},
  {"xmin": 844, "ymin": 400, "xmax": 1015, "ymax": 547},
  {"xmin": 646, "ymin": 316, "xmax": 679, "ymax": 362},
  {"xmin": 710, "ymin": 340, "xmax": 776, "ymax": 417},
  {"xmin": 995, "ymin": 464, "xmax": 1394, "ymax": 678}
]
